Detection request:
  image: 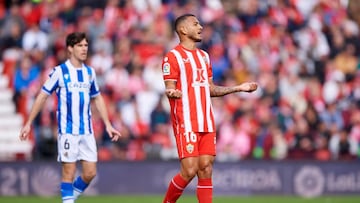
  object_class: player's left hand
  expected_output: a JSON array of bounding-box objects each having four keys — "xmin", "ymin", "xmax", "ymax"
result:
[
  {"xmin": 106, "ymin": 126, "xmax": 122, "ymax": 142},
  {"xmin": 238, "ymin": 82, "xmax": 258, "ymax": 92}
]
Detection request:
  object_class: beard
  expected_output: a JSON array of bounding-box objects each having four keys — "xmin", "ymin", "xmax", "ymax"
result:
[{"xmin": 190, "ymin": 35, "xmax": 202, "ymax": 42}]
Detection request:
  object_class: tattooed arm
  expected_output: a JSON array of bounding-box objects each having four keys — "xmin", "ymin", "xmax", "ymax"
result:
[{"xmin": 209, "ymin": 78, "xmax": 258, "ymax": 97}]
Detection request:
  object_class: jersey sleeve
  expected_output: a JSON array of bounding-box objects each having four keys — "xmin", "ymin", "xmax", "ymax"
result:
[
  {"xmin": 89, "ymin": 68, "xmax": 100, "ymax": 98},
  {"xmin": 42, "ymin": 66, "xmax": 60, "ymax": 95},
  {"xmin": 162, "ymin": 52, "xmax": 179, "ymax": 81}
]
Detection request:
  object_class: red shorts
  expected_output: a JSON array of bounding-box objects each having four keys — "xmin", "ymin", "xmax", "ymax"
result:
[{"xmin": 175, "ymin": 132, "xmax": 216, "ymax": 159}]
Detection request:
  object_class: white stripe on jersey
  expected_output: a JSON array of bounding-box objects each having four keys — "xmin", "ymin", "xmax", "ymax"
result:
[
  {"xmin": 197, "ymin": 50, "xmax": 214, "ymax": 132},
  {"xmin": 83, "ymin": 87, "xmax": 91, "ymax": 134},
  {"xmin": 56, "ymin": 65, "xmax": 68, "ymax": 134},
  {"xmin": 69, "ymin": 68, "xmax": 80, "ymax": 135},
  {"xmin": 171, "ymin": 50, "xmax": 192, "ymax": 132},
  {"xmin": 186, "ymin": 50, "xmax": 204, "ymax": 132}
]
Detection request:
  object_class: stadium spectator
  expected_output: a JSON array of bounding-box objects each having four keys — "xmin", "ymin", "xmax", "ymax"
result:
[
  {"xmin": 329, "ymin": 126, "xmax": 358, "ymax": 160},
  {"xmin": 13, "ymin": 55, "xmax": 40, "ymax": 117},
  {"xmin": 216, "ymin": 113, "xmax": 252, "ymax": 162}
]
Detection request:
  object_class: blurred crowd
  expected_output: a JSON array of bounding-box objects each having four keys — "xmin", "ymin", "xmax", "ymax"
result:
[{"xmin": 1, "ymin": 0, "xmax": 360, "ymax": 162}]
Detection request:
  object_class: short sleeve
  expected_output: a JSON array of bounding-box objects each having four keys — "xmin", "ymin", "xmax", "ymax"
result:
[
  {"xmin": 89, "ymin": 68, "xmax": 100, "ymax": 97},
  {"xmin": 42, "ymin": 66, "xmax": 60, "ymax": 95},
  {"xmin": 162, "ymin": 52, "xmax": 179, "ymax": 81}
]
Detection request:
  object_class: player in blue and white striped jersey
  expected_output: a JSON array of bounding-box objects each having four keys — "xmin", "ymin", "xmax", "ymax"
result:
[
  {"xmin": 19, "ymin": 32, "xmax": 122, "ymax": 203},
  {"xmin": 43, "ymin": 55, "xmax": 98, "ymax": 135}
]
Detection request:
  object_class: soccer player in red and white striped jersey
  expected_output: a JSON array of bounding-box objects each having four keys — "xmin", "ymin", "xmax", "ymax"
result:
[{"xmin": 162, "ymin": 14, "xmax": 258, "ymax": 203}]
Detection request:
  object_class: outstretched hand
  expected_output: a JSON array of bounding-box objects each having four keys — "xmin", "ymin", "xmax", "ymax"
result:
[
  {"xmin": 238, "ymin": 82, "xmax": 258, "ymax": 92},
  {"xmin": 106, "ymin": 126, "xmax": 122, "ymax": 142}
]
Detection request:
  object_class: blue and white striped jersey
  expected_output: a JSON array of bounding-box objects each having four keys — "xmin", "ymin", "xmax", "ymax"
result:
[{"xmin": 42, "ymin": 60, "xmax": 100, "ymax": 135}]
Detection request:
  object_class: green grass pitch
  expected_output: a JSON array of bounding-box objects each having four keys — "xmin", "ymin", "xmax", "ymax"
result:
[{"xmin": 1, "ymin": 195, "xmax": 360, "ymax": 203}]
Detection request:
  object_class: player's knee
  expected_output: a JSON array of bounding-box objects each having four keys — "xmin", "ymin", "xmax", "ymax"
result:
[
  {"xmin": 199, "ymin": 159, "xmax": 213, "ymax": 174},
  {"xmin": 182, "ymin": 166, "xmax": 198, "ymax": 180},
  {"xmin": 82, "ymin": 170, "xmax": 96, "ymax": 182}
]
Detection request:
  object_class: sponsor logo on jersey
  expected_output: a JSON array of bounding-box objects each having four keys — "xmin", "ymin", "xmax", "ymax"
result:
[
  {"xmin": 68, "ymin": 82, "xmax": 91, "ymax": 90},
  {"xmin": 192, "ymin": 68, "xmax": 208, "ymax": 87},
  {"xmin": 182, "ymin": 58, "xmax": 190, "ymax": 63}
]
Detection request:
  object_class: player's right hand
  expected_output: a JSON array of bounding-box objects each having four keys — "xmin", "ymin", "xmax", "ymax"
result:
[
  {"xmin": 19, "ymin": 125, "xmax": 31, "ymax": 141},
  {"xmin": 165, "ymin": 89, "xmax": 182, "ymax": 99}
]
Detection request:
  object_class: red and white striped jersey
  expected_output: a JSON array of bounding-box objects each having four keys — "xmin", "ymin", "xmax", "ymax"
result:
[{"xmin": 162, "ymin": 45, "xmax": 215, "ymax": 134}]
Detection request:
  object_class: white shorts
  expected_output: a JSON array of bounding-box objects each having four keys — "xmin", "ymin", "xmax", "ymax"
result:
[{"xmin": 57, "ymin": 134, "xmax": 98, "ymax": 163}]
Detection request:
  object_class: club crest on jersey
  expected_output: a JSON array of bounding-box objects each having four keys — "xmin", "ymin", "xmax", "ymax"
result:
[
  {"xmin": 186, "ymin": 144, "xmax": 194, "ymax": 154},
  {"xmin": 203, "ymin": 56, "xmax": 209, "ymax": 65},
  {"xmin": 163, "ymin": 62, "xmax": 170, "ymax": 75},
  {"xmin": 64, "ymin": 74, "xmax": 69, "ymax": 80}
]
